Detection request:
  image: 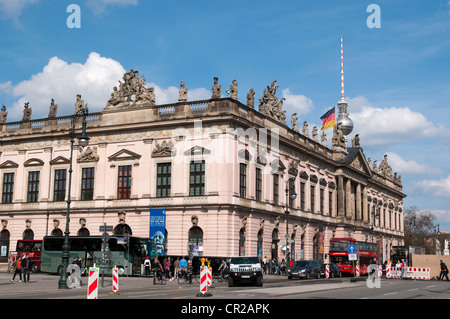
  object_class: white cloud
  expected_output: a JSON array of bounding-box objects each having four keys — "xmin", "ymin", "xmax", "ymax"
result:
[
  {"xmin": 0, "ymin": 0, "xmax": 39, "ymax": 25},
  {"xmin": 413, "ymin": 174, "xmax": 450, "ymax": 198},
  {"xmin": 347, "ymin": 96, "xmax": 450, "ymax": 146},
  {"xmin": 281, "ymin": 88, "xmax": 314, "ymax": 115},
  {"xmin": 386, "ymin": 152, "xmax": 443, "ymax": 176},
  {"xmin": 0, "ymin": 52, "xmax": 215, "ymax": 121},
  {"xmin": 1, "ymin": 52, "xmax": 127, "ymax": 120}
]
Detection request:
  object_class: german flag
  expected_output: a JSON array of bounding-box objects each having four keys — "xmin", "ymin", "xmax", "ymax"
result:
[{"xmin": 320, "ymin": 107, "xmax": 336, "ymax": 130}]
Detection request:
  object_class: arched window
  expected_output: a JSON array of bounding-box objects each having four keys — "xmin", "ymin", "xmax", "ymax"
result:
[
  {"xmin": 0, "ymin": 229, "xmax": 10, "ymax": 262},
  {"xmin": 23, "ymin": 229, "xmax": 34, "ymax": 240},
  {"xmin": 271, "ymin": 228, "xmax": 279, "ymax": 260},
  {"xmin": 257, "ymin": 229, "xmax": 263, "ymax": 257},
  {"xmin": 239, "ymin": 228, "xmax": 245, "ymax": 256},
  {"xmin": 113, "ymin": 224, "xmax": 132, "ymax": 236},
  {"xmin": 188, "ymin": 226, "xmax": 203, "ymax": 256}
]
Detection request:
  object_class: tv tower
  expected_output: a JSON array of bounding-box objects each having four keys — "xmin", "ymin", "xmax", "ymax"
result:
[{"xmin": 336, "ymin": 35, "xmax": 354, "ymax": 136}]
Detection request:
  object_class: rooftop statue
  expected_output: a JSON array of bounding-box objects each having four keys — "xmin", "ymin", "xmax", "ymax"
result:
[
  {"xmin": 0, "ymin": 105, "xmax": 7, "ymax": 124},
  {"xmin": 178, "ymin": 81, "xmax": 188, "ymax": 103},
  {"xmin": 105, "ymin": 69, "xmax": 156, "ymax": 109},
  {"xmin": 211, "ymin": 77, "xmax": 221, "ymax": 99},
  {"xmin": 258, "ymin": 80, "xmax": 286, "ymax": 124}
]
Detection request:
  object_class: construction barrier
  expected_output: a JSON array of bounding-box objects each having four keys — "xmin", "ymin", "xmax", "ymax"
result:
[
  {"xmin": 378, "ymin": 265, "xmax": 382, "ymax": 277},
  {"xmin": 386, "ymin": 264, "xmax": 391, "ymax": 278},
  {"xmin": 325, "ymin": 264, "xmax": 330, "ymax": 278},
  {"xmin": 112, "ymin": 267, "xmax": 119, "ymax": 293},
  {"xmin": 387, "ymin": 267, "xmax": 430, "ymax": 280},
  {"xmin": 355, "ymin": 264, "xmax": 360, "ymax": 277},
  {"xmin": 87, "ymin": 267, "xmax": 99, "ymax": 299},
  {"xmin": 207, "ymin": 267, "xmax": 212, "ymax": 287},
  {"xmin": 200, "ymin": 267, "xmax": 208, "ymax": 294}
]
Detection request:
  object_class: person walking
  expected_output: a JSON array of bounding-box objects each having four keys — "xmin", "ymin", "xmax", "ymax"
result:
[
  {"xmin": 144, "ymin": 256, "xmax": 151, "ymax": 277},
  {"xmin": 439, "ymin": 260, "xmax": 449, "ymax": 281},
  {"xmin": 10, "ymin": 255, "xmax": 22, "ymax": 283},
  {"xmin": 186, "ymin": 260, "xmax": 193, "ymax": 284},
  {"xmin": 174, "ymin": 257, "xmax": 180, "ymax": 279},
  {"xmin": 164, "ymin": 258, "xmax": 173, "ymax": 281},
  {"xmin": 22, "ymin": 254, "xmax": 31, "ymax": 283}
]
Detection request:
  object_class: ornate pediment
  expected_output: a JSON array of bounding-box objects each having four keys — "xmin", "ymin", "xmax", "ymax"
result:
[
  {"xmin": 24, "ymin": 158, "xmax": 44, "ymax": 167},
  {"xmin": 183, "ymin": 145, "xmax": 211, "ymax": 156},
  {"xmin": 0, "ymin": 160, "xmax": 18, "ymax": 169},
  {"xmin": 152, "ymin": 140, "xmax": 176, "ymax": 158},
  {"xmin": 108, "ymin": 149, "xmax": 141, "ymax": 161},
  {"xmin": 77, "ymin": 146, "xmax": 100, "ymax": 163},
  {"xmin": 339, "ymin": 147, "xmax": 372, "ymax": 177},
  {"xmin": 50, "ymin": 156, "xmax": 71, "ymax": 165},
  {"xmin": 270, "ymin": 158, "xmax": 286, "ymax": 173}
]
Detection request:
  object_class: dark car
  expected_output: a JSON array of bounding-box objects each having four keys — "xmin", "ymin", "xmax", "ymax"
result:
[
  {"xmin": 320, "ymin": 263, "xmax": 342, "ymax": 278},
  {"xmin": 287, "ymin": 260, "xmax": 321, "ymax": 279}
]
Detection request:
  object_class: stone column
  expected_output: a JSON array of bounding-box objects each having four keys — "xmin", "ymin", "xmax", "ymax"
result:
[
  {"xmin": 345, "ymin": 179, "xmax": 351, "ymax": 219},
  {"xmin": 362, "ymin": 186, "xmax": 368, "ymax": 223},
  {"xmin": 337, "ymin": 175, "xmax": 344, "ymax": 216},
  {"xmin": 356, "ymin": 183, "xmax": 362, "ymax": 221}
]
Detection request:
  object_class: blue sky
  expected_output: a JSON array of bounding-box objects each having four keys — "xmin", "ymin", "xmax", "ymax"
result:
[{"xmin": 0, "ymin": 0, "xmax": 449, "ymax": 231}]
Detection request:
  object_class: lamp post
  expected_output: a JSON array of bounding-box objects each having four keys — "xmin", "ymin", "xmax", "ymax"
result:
[
  {"xmin": 285, "ymin": 178, "xmax": 297, "ymax": 273},
  {"xmin": 58, "ymin": 106, "xmax": 90, "ymax": 289}
]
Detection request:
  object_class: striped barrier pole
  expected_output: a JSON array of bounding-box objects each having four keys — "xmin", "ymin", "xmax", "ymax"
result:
[
  {"xmin": 200, "ymin": 267, "xmax": 208, "ymax": 294},
  {"xmin": 326, "ymin": 264, "xmax": 330, "ymax": 278},
  {"xmin": 386, "ymin": 263, "xmax": 391, "ymax": 278},
  {"xmin": 378, "ymin": 265, "xmax": 382, "ymax": 277},
  {"xmin": 87, "ymin": 267, "xmax": 99, "ymax": 299},
  {"xmin": 356, "ymin": 263, "xmax": 360, "ymax": 277},
  {"xmin": 112, "ymin": 267, "xmax": 119, "ymax": 293}
]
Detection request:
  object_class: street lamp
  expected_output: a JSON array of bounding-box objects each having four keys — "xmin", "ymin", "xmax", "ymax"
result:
[
  {"xmin": 285, "ymin": 178, "xmax": 297, "ymax": 272},
  {"xmin": 58, "ymin": 106, "xmax": 90, "ymax": 289}
]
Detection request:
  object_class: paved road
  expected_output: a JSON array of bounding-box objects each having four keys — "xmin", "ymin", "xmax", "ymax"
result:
[{"xmin": 1, "ymin": 272, "xmax": 449, "ymax": 300}]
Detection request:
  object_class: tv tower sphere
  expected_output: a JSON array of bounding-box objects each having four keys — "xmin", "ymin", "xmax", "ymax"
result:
[{"xmin": 336, "ymin": 100, "xmax": 353, "ymax": 136}]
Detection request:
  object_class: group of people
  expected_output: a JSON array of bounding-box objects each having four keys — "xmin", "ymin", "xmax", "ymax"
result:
[
  {"xmin": 262, "ymin": 257, "xmax": 290, "ymax": 275},
  {"xmin": 143, "ymin": 256, "xmax": 194, "ymax": 283},
  {"xmin": 10, "ymin": 253, "xmax": 32, "ymax": 283}
]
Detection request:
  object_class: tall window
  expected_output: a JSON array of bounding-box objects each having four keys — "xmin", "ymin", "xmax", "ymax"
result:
[
  {"xmin": 255, "ymin": 167, "xmax": 262, "ymax": 201},
  {"xmin": 288, "ymin": 178, "xmax": 295, "ymax": 207},
  {"xmin": 27, "ymin": 171, "xmax": 40, "ymax": 203},
  {"xmin": 300, "ymin": 181, "xmax": 306, "ymax": 210},
  {"xmin": 239, "ymin": 163, "xmax": 247, "ymax": 198},
  {"xmin": 81, "ymin": 167, "xmax": 95, "ymax": 201},
  {"xmin": 310, "ymin": 184, "xmax": 315, "ymax": 212},
  {"xmin": 189, "ymin": 160, "xmax": 205, "ymax": 196},
  {"xmin": 2, "ymin": 172, "xmax": 14, "ymax": 204},
  {"xmin": 157, "ymin": 163, "xmax": 171, "ymax": 198},
  {"xmin": 53, "ymin": 169, "xmax": 67, "ymax": 202},
  {"xmin": 118, "ymin": 165, "xmax": 132, "ymax": 199},
  {"xmin": 273, "ymin": 174, "xmax": 279, "ymax": 204},
  {"xmin": 329, "ymin": 190, "xmax": 333, "ymax": 215},
  {"xmin": 320, "ymin": 188, "xmax": 324, "ymax": 214}
]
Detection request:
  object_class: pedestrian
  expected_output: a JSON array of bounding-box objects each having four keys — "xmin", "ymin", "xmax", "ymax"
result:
[
  {"xmin": 400, "ymin": 259, "xmax": 407, "ymax": 279},
  {"xmin": 144, "ymin": 256, "xmax": 151, "ymax": 277},
  {"xmin": 164, "ymin": 258, "xmax": 173, "ymax": 281},
  {"xmin": 174, "ymin": 257, "xmax": 180, "ymax": 278},
  {"xmin": 22, "ymin": 253, "xmax": 31, "ymax": 283},
  {"xmin": 268, "ymin": 258, "xmax": 273, "ymax": 275},
  {"xmin": 263, "ymin": 256, "xmax": 267, "ymax": 274},
  {"xmin": 186, "ymin": 260, "xmax": 193, "ymax": 283},
  {"xmin": 154, "ymin": 258, "xmax": 164, "ymax": 283},
  {"xmin": 10, "ymin": 255, "xmax": 22, "ymax": 283},
  {"xmin": 439, "ymin": 260, "xmax": 449, "ymax": 281}
]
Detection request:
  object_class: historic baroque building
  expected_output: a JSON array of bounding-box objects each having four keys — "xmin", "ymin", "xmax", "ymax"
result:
[{"xmin": 0, "ymin": 70, "xmax": 406, "ymax": 264}]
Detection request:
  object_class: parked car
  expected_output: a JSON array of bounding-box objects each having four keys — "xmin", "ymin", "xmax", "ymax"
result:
[
  {"xmin": 320, "ymin": 263, "xmax": 342, "ymax": 278},
  {"xmin": 287, "ymin": 260, "xmax": 321, "ymax": 279}
]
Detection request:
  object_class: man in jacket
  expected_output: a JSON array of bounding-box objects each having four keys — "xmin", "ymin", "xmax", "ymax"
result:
[
  {"xmin": 439, "ymin": 260, "xmax": 449, "ymax": 281},
  {"xmin": 22, "ymin": 254, "xmax": 31, "ymax": 283}
]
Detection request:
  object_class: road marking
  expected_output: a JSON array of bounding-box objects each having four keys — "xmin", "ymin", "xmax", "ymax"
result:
[
  {"xmin": 407, "ymin": 288, "xmax": 419, "ymax": 292},
  {"xmin": 383, "ymin": 292, "xmax": 398, "ymax": 296}
]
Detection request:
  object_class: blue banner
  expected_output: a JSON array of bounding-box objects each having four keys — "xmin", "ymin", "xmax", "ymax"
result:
[{"xmin": 150, "ymin": 208, "xmax": 166, "ymax": 256}]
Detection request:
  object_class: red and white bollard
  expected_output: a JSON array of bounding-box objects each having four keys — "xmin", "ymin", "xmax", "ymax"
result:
[
  {"xmin": 355, "ymin": 264, "xmax": 360, "ymax": 277},
  {"xmin": 87, "ymin": 267, "xmax": 99, "ymax": 299},
  {"xmin": 386, "ymin": 263, "xmax": 391, "ymax": 278},
  {"xmin": 379, "ymin": 265, "xmax": 382, "ymax": 277},
  {"xmin": 200, "ymin": 267, "xmax": 208, "ymax": 294},
  {"xmin": 325, "ymin": 264, "xmax": 330, "ymax": 278},
  {"xmin": 112, "ymin": 267, "xmax": 119, "ymax": 293}
]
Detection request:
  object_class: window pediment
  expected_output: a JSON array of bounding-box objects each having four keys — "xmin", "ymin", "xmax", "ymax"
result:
[
  {"xmin": 108, "ymin": 149, "xmax": 142, "ymax": 162},
  {"xmin": 24, "ymin": 158, "xmax": 44, "ymax": 167},
  {"xmin": 0, "ymin": 160, "xmax": 18, "ymax": 169}
]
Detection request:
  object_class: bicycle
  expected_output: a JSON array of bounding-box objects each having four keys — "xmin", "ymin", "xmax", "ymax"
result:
[
  {"xmin": 217, "ymin": 269, "xmax": 229, "ymax": 282},
  {"xmin": 153, "ymin": 269, "xmax": 166, "ymax": 285},
  {"xmin": 177, "ymin": 269, "xmax": 192, "ymax": 284}
]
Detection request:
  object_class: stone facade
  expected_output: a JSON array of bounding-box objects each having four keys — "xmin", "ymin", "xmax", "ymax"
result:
[{"xmin": 0, "ymin": 73, "xmax": 406, "ymax": 264}]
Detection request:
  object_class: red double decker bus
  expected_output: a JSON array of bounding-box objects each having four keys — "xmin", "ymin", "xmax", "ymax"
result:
[
  {"xmin": 329, "ymin": 238, "xmax": 377, "ymax": 276},
  {"xmin": 16, "ymin": 239, "xmax": 42, "ymax": 273}
]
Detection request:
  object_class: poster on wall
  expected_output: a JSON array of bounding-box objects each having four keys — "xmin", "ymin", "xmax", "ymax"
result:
[{"xmin": 150, "ymin": 208, "xmax": 166, "ymax": 256}]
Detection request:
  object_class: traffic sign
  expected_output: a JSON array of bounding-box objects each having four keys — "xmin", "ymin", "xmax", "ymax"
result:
[
  {"xmin": 348, "ymin": 245, "xmax": 356, "ymax": 254},
  {"xmin": 349, "ymin": 254, "xmax": 357, "ymax": 261}
]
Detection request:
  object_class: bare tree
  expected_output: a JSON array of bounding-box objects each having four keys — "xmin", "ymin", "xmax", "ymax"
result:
[{"xmin": 404, "ymin": 206, "xmax": 436, "ymax": 253}]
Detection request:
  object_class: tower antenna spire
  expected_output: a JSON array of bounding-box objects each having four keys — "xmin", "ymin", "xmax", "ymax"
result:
[{"xmin": 340, "ymin": 34, "xmax": 345, "ymax": 102}]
